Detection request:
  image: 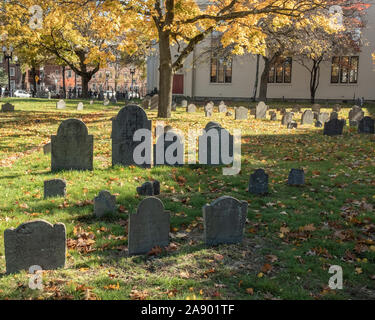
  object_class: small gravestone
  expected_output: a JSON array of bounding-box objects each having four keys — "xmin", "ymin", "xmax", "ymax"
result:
[
  {"xmin": 181, "ymin": 100, "xmax": 188, "ymax": 108},
  {"xmin": 330, "ymin": 112, "xmax": 338, "ymax": 120},
  {"xmin": 128, "ymin": 197, "xmax": 170, "ymax": 255},
  {"xmin": 90, "ymin": 100, "xmax": 94, "ymax": 105},
  {"xmin": 187, "ymin": 104, "xmax": 197, "ymax": 113},
  {"xmin": 43, "ymin": 143, "xmax": 51, "ymax": 155},
  {"xmin": 287, "ymin": 121, "xmax": 298, "ymax": 129},
  {"xmin": 301, "ymin": 110, "xmax": 314, "ymax": 125},
  {"xmin": 203, "ymin": 196, "xmax": 248, "ymax": 246},
  {"xmin": 249, "ymin": 169, "xmax": 268, "ymax": 195},
  {"xmin": 44, "ymin": 179, "xmax": 66, "ymax": 199},
  {"xmin": 137, "ymin": 181, "xmax": 160, "ymax": 196},
  {"xmin": 103, "ymin": 99, "xmax": 110, "ymax": 106},
  {"xmin": 235, "ymin": 107, "xmax": 248, "ymax": 120},
  {"xmin": 282, "ymin": 112, "xmax": 293, "ymax": 125},
  {"xmin": 1, "ymin": 103, "xmax": 15, "ymax": 112},
  {"xmin": 150, "ymin": 95, "xmax": 159, "ymax": 110},
  {"xmin": 280, "ymin": 108, "xmax": 286, "ymax": 115},
  {"xmin": 324, "ymin": 118, "xmax": 345, "ymax": 136},
  {"xmin": 358, "ymin": 116, "xmax": 374, "ymax": 134},
  {"xmin": 204, "ymin": 103, "xmax": 214, "ymax": 113},
  {"xmin": 315, "ymin": 121, "xmax": 323, "ymax": 128},
  {"xmin": 288, "ymin": 169, "xmax": 305, "ymax": 186},
  {"xmin": 312, "ymin": 104, "xmax": 321, "ymax": 113},
  {"xmin": 77, "ymin": 102, "xmax": 84, "ymax": 111},
  {"xmin": 112, "ymin": 105, "xmax": 152, "ymax": 167},
  {"xmin": 256, "ymin": 101, "xmax": 267, "ymax": 119},
  {"xmin": 5, "ymin": 220, "xmax": 66, "ymax": 274},
  {"xmin": 205, "ymin": 109, "xmax": 213, "ymax": 117},
  {"xmin": 218, "ymin": 103, "xmax": 227, "ymax": 113},
  {"xmin": 142, "ymin": 98, "xmax": 151, "ymax": 110},
  {"xmin": 94, "ymin": 191, "xmax": 116, "ymax": 218},
  {"xmin": 51, "ymin": 119, "xmax": 93, "ymax": 171},
  {"xmin": 349, "ymin": 106, "xmax": 364, "ymax": 126},
  {"xmin": 317, "ymin": 112, "xmax": 330, "ymax": 124},
  {"xmin": 56, "ymin": 100, "xmax": 66, "ymax": 110},
  {"xmin": 269, "ymin": 111, "xmax": 277, "ymax": 121},
  {"xmin": 172, "ymin": 102, "xmax": 177, "ymax": 111}
]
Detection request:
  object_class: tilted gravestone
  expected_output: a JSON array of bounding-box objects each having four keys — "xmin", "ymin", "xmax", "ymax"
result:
[
  {"xmin": 199, "ymin": 123, "xmax": 233, "ymax": 165},
  {"xmin": 94, "ymin": 191, "xmax": 116, "ymax": 218},
  {"xmin": 324, "ymin": 118, "xmax": 345, "ymax": 136},
  {"xmin": 128, "ymin": 197, "xmax": 170, "ymax": 255},
  {"xmin": 56, "ymin": 100, "xmax": 66, "ymax": 110},
  {"xmin": 235, "ymin": 107, "xmax": 248, "ymax": 120},
  {"xmin": 77, "ymin": 102, "xmax": 84, "ymax": 111},
  {"xmin": 301, "ymin": 110, "xmax": 314, "ymax": 125},
  {"xmin": 203, "ymin": 196, "xmax": 248, "ymax": 246},
  {"xmin": 358, "ymin": 116, "xmax": 375, "ymax": 134},
  {"xmin": 154, "ymin": 130, "xmax": 184, "ymax": 166},
  {"xmin": 137, "ymin": 181, "xmax": 160, "ymax": 196},
  {"xmin": 255, "ymin": 101, "xmax": 267, "ymax": 119},
  {"xmin": 288, "ymin": 169, "xmax": 305, "ymax": 186},
  {"xmin": 349, "ymin": 106, "xmax": 364, "ymax": 126},
  {"xmin": 249, "ymin": 169, "xmax": 268, "ymax": 195},
  {"xmin": 44, "ymin": 179, "xmax": 66, "ymax": 199},
  {"xmin": 187, "ymin": 104, "xmax": 197, "ymax": 113},
  {"xmin": 5, "ymin": 220, "xmax": 66, "ymax": 274},
  {"xmin": 150, "ymin": 95, "xmax": 159, "ymax": 110},
  {"xmin": 43, "ymin": 142, "xmax": 51, "ymax": 155},
  {"xmin": 282, "ymin": 112, "xmax": 293, "ymax": 125},
  {"xmin": 51, "ymin": 119, "xmax": 93, "ymax": 171},
  {"xmin": 112, "ymin": 105, "xmax": 152, "ymax": 168},
  {"xmin": 1, "ymin": 103, "xmax": 15, "ymax": 112}
]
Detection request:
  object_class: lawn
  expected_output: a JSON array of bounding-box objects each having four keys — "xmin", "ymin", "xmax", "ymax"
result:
[{"xmin": 0, "ymin": 97, "xmax": 374, "ymax": 300}]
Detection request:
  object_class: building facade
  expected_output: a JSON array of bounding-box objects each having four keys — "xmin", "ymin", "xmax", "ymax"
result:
[{"xmin": 147, "ymin": 3, "xmax": 375, "ymax": 102}]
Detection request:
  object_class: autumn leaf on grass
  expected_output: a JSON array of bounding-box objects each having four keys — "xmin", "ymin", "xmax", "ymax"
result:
[
  {"xmin": 147, "ymin": 246, "xmax": 163, "ymax": 256},
  {"xmin": 299, "ymin": 224, "xmax": 316, "ymax": 232},
  {"xmin": 246, "ymin": 288, "xmax": 254, "ymax": 295},
  {"xmin": 130, "ymin": 289, "xmax": 148, "ymax": 300},
  {"xmin": 104, "ymin": 282, "xmax": 120, "ymax": 291},
  {"xmin": 261, "ymin": 263, "xmax": 273, "ymax": 274}
]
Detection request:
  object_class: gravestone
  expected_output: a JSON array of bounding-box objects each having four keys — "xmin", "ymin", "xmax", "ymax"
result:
[
  {"xmin": 317, "ymin": 112, "xmax": 330, "ymax": 124},
  {"xmin": 205, "ymin": 109, "xmax": 213, "ymax": 117},
  {"xmin": 56, "ymin": 100, "xmax": 66, "ymax": 110},
  {"xmin": 203, "ymin": 196, "xmax": 248, "ymax": 246},
  {"xmin": 137, "ymin": 181, "xmax": 160, "ymax": 196},
  {"xmin": 44, "ymin": 179, "xmax": 66, "ymax": 199},
  {"xmin": 43, "ymin": 143, "xmax": 51, "ymax": 155},
  {"xmin": 90, "ymin": 100, "xmax": 94, "ymax": 105},
  {"xmin": 315, "ymin": 121, "xmax": 323, "ymax": 128},
  {"xmin": 128, "ymin": 197, "xmax": 170, "ymax": 255},
  {"xmin": 142, "ymin": 98, "xmax": 151, "ymax": 110},
  {"xmin": 77, "ymin": 102, "xmax": 84, "ymax": 111},
  {"xmin": 205, "ymin": 122, "xmax": 221, "ymax": 131},
  {"xmin": 172, "ymin": 102, "xmax": 177, "ymax": 111},
  {"xmin": 94, "ymin": 191, "xmax": 116, "ymax": 218},
  {"xmin": 333, "ymin": 104, "xmax": 342, "ymax": 112},
  {"xmin": 218, "ymin": 103, "xmax": 227, "ymax": 113},
  {"xmin": 249, "ymin": 169, "xmax": 268, "ymax": 195},
  {"xmin": 150, "ymin": 95, "xmax": 159, "ymax": 110},
  {"xmin": 256, "ymin": 101, "xmax": 267, "ymax": 119},
  {"xmin": 235, "ymin": 107, "xmax": 248, "ymax": 120},
  {"xmin": 282, "ymin": 112, "xmax": 293, "ymax": 125},
  {"xmin": 312, "ymin": 104, "xmax": 321, "ymax": 113},
  {"xmin": 187, "ymin": 104, "xmax": 197, "ymax": 113},
  {"xmin": 112, "ymin": 105, "xmax": 152, "ymax": 167},
  {"xmin": 288, "ymin": 169, "xmax": 305, "ymax": 186},
  {"xmin": 349, "ymin": 106, "xmax": 364, "ymax": 126},
  {"xmin": 51, "ymin": 119, "xmax": 93, "ymax": 171},
  {"xmin": 330, "ymin": 112, "xmax": 338, "ymax": 120},
  {"xmin": 204, "ymin": 103, "xmax": 214, "ymax": 114},
  {"xmin": 287, "ymin": 121, "xmax": 298, "ymax": 129},
  {"xmin": 324, "ymin": 118, "xmax": 345, "ymax": 136},
  {"xmin": 1, "ymin": 103, "xmax": 15, "ymax": 112},
  {"xmin": 301, "ymin": 110, "xmax": 314, "ymax": 125},
  {"xmin": 269, "ymin": 111, "xmax": 277, "ymax": 121},
  {"xmin": 154, "ymin": 130, "xmax": 184, "ymax": 166},
  {"xmin": 103, "ymin": 99, "xmax": 110, "ymax": 106},
  {"xmin": 5, "ymin": 220, "xmax": 66, "ymax": 274},
  {"xmin": 358, "ymin": 116, "xmax": 375, "ymax": 134},
  {"xmin": 181, "ymin": 100, "xmax": 188, "ymax": 108}
]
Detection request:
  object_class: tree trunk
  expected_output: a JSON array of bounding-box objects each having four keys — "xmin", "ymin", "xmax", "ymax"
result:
[
  {"xmin": 310, "ymin": 59, "xmax": 321, "ymax": 104},
  {"xmin": 259, "ymin": 56, "xmax": 270, "ymax": 101},
  {"xmin": 62, "ymin": 66, "xmax": 66, "ymax": 97},
  {"xmin": 252, "ymin": 54, "xmax": 260, "ymax": 101},
  {"xmin": 31, "ymin": 66, "xmax": 37, "ymax": 97},
  {"xmin": 81, "ymin": 74, "xmax": 90, "ymax": 99},
  {"xmin": 158, "ymin": 31, "xmax": 173, "ymax": 118}
]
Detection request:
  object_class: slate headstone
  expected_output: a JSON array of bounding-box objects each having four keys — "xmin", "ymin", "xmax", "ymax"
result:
[
  {"xmin": 249, "ymin": 169, "xmax": 268, "ymax": 195},
  {"xmin": 333, "ymin": 104, "xmax": 342, "ymax": 112},
  {"xmin": 312, "ymin": 104, "xmax": 321, "ymax": 113},
  {"xmin": 315, "ymin": 121, "xmax": 323, "ymax": 128},
  {"xmin": 137, "ymin": 181, "xmax": 160, "ymax": 196},
  {"xmin": 235, "ymin": 107, "xmax": 248, "ymax": 120},
  {"xmin": 94, "ymin": 191, "xmax": 116, "ymax": 218},
  {"xmin": 358, "ymin": 116, "xmax": 375, "ymax": 134},
  {"xmin": 5, "ymin": 220, "xmax": 66, "ymax": 274},
  {"xmin": 324, "ymin": 118, "xmax": 345, "ymax": 136},
  {"xmin": 44, "ymin": 179, "xmax": 66, "ymax": 199},
  {"xmin": 288, "ymin": 169, "xmax": 305, "ymax": 186},
  {"xmin": 128, "ymin": 197, "xmax": 170, "ymax": 255},
  {"xmin": 203, "ymin": 196, "xmax": 248, "ymax": 246},
  {"xmin": 1, "ymin": 103, "xmax": 15, "ymax": 112},
  {"xmin": 330, "ymin": 112, "xmax": 339, "ymax": 120},
  {"xmin": 256, "ymin": 101, "xmax": 267, "ymax": 119},
  {"xmin": 51, "ymin": 119, "xmax": 93, "ymax": 171}
]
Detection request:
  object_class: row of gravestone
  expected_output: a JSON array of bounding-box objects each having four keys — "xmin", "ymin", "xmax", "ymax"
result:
[
  {"xmin": 56, "ymin": 100, "xmax": 94, "ymax": 110},
  {"xmin": 4, "ymin": 196, "xmax": 249, "ymax": 274},
  {"xmin": 48, "ymin": 110, "xmax": 236, "ymax": 171}
]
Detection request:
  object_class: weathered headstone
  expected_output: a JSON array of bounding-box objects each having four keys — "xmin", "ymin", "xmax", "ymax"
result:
[
  {"xmin": 301, "ymin": 110, "xmax": 314, "ymax": 125},
  {"xmin": 324, "ymin": 118, "xmax": 345, "ymax": 136},
  {"xmin": 77, "ymin": 102, "xmax": 84, "ymax": 111},
  {"xmin": 205, "ymin": 109, "xmax": 213, "ymax": 117},
  {"xmin": 204, "ymin": 103, "xmax": 214, "ymax": 114},
  {"xmin": 317, "ymin": 112, "xmax": 330, "ymax": 124},
  {"xmin": 90, "ymin": 100, "xmax": 94, "ymax": 105},
  {"xmin": 150, "ymin": 95, "xmax": 159, "ymax": 110},
  {"xmin": 128, "ymin": 197, "xmax": 170, "ymax": 255},
  {"xmin": 51, "ymin": 119, "xmax": 93, "ymax": 171},
  {"xmin": 44, "ymin": 179, "xmax": 66, "ymax": 199},
  {"xmin": 288, "ymin": 169, "xmax": 305, "ymax": 186},
  {"xmin": 349, "ymin": 106, "xmax": 364, "ymax": 126},
  {"xmin": 269, "ymin": 111, "xmax": 277, "ymax": 121},
  {"xmin": 137, "ymin": 181, "xmax": 160, "ymax": 196},
  {"xmin": 235, "ymin": 107, "xmax": 248, "ymax": 120},
  {"xmin": 94, "ymin": 191, "xmax": 116, "ymax": 218},
  {"xmin": 43, "ymin": 142, "xmax": 51, "ymax": 155},
  {"xmin": 249, "ymin": 169, "xmax": 268, "ymax": 195},
  {"xmin": 181, "ymin": 100, "xmax": 188, "ymax": 108},
  {"xmin": 218, "ymin": 103, "xmax": 227, "ymax": 113},
  {"xmin": 5, "ymin": 220, "xmax": 66, "ymax": 274},
  {"xmin": 187, "ymin": 104, "xmax": 197, "ymax": 113},
  {"xmin": 287, "ymin": 121, "xmax": 298, "ymax": 129},
  {"xmin": 358, "ymin": 116, "xmax": 375, "ymax": 134},
  {"xmin": 1, "ymin": 103, "xmax": 15, "ymax": 112},
  {"xmin": 312, "ymin": 104, "xmax": 321, "ymax": 113},
  {"xmin": 203, "ymin": 196, "xmax": 248, "ymax": 246},
  {"xmin": 112, "ymin": 105, "xmax": 152, "ymax": 167},
  {"xmin": 103, "ymin": 99, "xmax": 110, "ymax": 106},
  {"xmin": 56, "ymin": 100, "xmax": 66, "ymax": 110},
  {"xmin": 142, "ymin": 98, "xmax": 151, "ymax": 110},
  {"xmin": 256, "ymin": 101, "xmax": 267, "ymax": 119},
  {"xmin": 282, "ymin": 112, "xmax": 293, "ymax": 125}
]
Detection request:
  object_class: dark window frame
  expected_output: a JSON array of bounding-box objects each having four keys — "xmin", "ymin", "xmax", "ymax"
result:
[
  {"xmin": 331, "ymin": 56, "xmax": 359, "ymax": 84},
  {"xmin": 268, "ymin": 57, "xmax": 292, "ymax": 84},
  {"xmin": 210, "ymin": 36, "xmax": 233, "ymax": 84}
]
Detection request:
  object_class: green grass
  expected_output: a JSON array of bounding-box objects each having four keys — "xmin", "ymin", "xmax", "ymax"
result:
[{"xmin": 0, "ymin": 97, "xmax": 374, "ymax": 300}]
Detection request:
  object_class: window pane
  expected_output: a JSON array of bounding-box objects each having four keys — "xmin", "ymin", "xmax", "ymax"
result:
[
  {"xmin": 276, "ymin": 62, "xmax": 283, "ymax": 83},
  {"xmin": 218, "ymin": 58, "xmax": 225, "ymax": 83},
  {"xmin": 284, "ymin": 58, "xmax": 292, "ymax": 83},
  {"xmin": 268, "ymin": 66, "xmax": 275, "ymax": 83},
  {"xmin": 331, "ymin": 57, "xmax": 340, "ymax": 83},
  {"xmin": 225, "ymin": 58, "xmax": 232, "ymax": 83},
  {"xmin": 340, "ymin": 56, "xmax": 349, "ymax": 83},
  {"xmin": 210, "ymin": 57, "xmax": 217, "ymax": 83},
  {"xmin": 349, "ymin": 56, "xmax": 359, "ymax": 83}
]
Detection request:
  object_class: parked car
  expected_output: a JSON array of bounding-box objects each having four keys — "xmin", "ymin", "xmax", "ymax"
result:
[{"xmin": 14, "ymin": 90, "xmax": 31, "ymax": 98}]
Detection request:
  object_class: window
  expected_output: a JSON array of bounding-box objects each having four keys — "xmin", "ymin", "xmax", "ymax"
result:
[
  {"xmin": 331, "ymin": 56, "xmax": 359, "ymax": 84},
  {"xmin": 67, "ymin": 70, "xmax": 72, "ymax": 78},
  {"xmin": 10, "ymin": 67, "xmax": 15, "ymax": 77},
  {"xmin": 210, "ymin": 36, "xmax": 232, "ymax": 83},
  {"xmin": 268, "ymin": 57, "xmax": 292, "ymax": 83}
]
